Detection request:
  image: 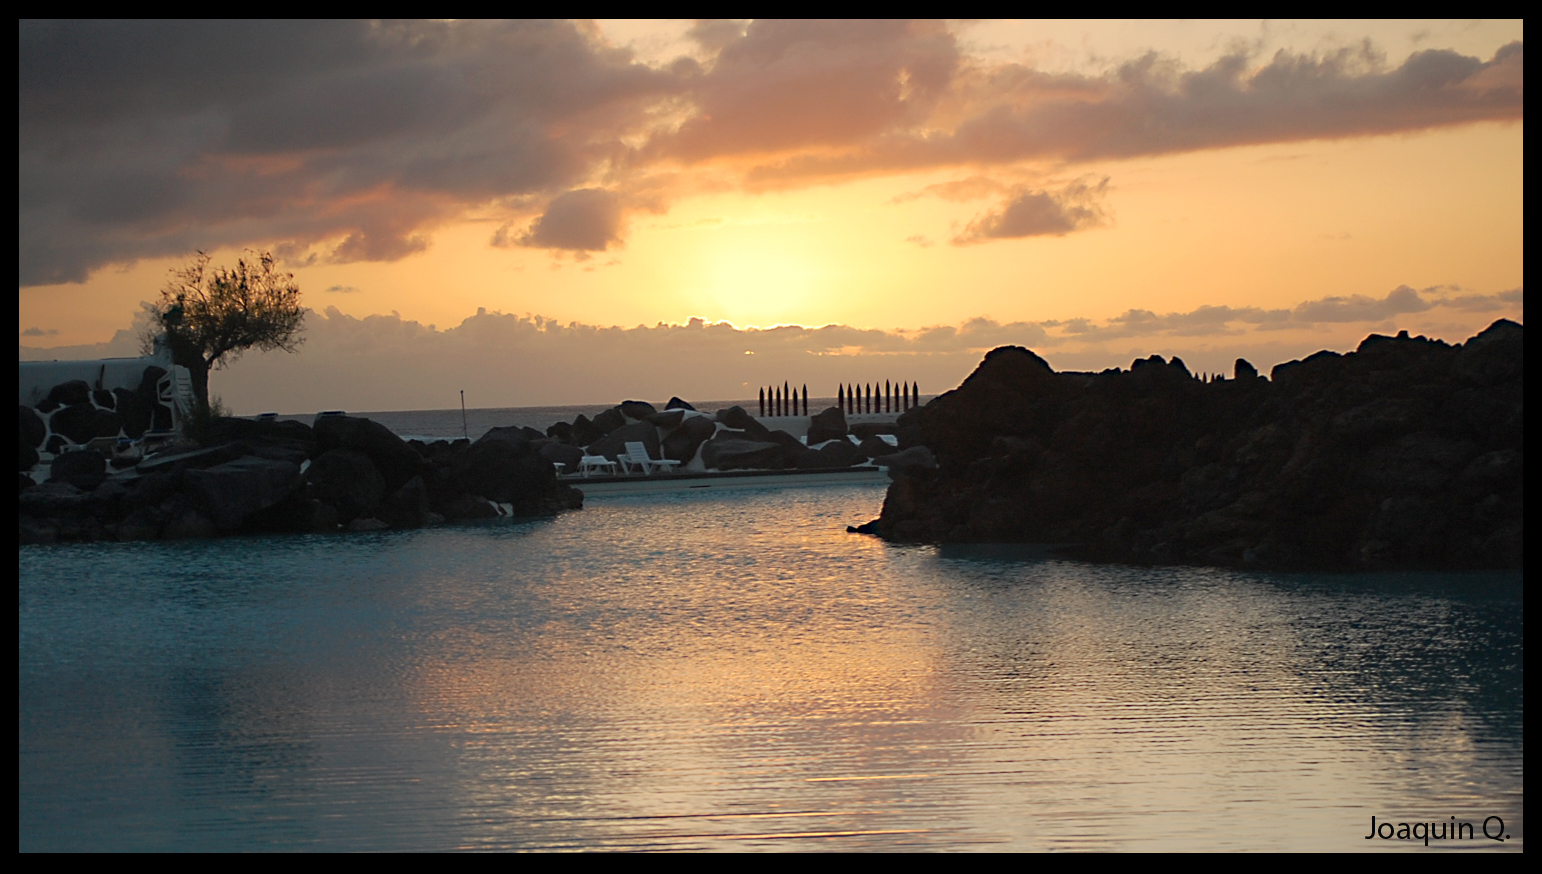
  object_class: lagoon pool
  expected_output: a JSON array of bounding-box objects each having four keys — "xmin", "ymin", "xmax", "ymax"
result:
[{"xmin": 19, "ymin": 484, "xmax": 1523, "ymax": 850}]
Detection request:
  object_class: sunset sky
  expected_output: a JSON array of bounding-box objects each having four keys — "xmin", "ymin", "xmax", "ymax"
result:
[{"xmin": 19, "ymin": 20, "xmax": 1524, "ymax": 413}]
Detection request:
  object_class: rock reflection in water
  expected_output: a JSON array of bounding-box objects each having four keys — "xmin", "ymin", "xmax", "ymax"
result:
[{"xmin": 18, "ymin": 485, "xmax": 1523, "ymax": 850}]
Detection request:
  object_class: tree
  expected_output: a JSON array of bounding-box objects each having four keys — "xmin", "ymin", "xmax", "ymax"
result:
[{"xmin": 147, "ymin": 250, "xmax": 305, "ymax": 416}]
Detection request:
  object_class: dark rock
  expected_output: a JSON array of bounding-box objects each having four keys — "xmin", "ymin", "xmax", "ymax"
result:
[
  {"xmin": 122, "ymin": 471, "xmax": 183, "ymax": 511},
  {"xmin": 312, "ymin": 416, "xmax": 422, "ymax": 492},
  {"xmin": 49, "ymin": 404, "xmax": 122, "ymax": 445},
  {"xmin": 585, "ymin": 410, "xmax": 622, "ymax": 437},
  {"xmin": 149, "ymin": 402, "xmax": 173, "ymax": 432},
  {"xmin": 647, "ymin": 409, "xmax": 685, "ymax": 429},
  {"xmin": 115, "ymin": 505, "xmax": 166, "ymax": 541},
  {"xmin": 35, "ymin": 398, "xmax": 61, "ymax": 414},
  {"xmin": 715, "ymin": 406, "xmax": 772, "ymax": 440},
  {"xmin": 759, "ymin": 429, "xmax": 809, "ymax": 467},
  {"xmin": 305, "ymin": 449, "xmax": 386, "ymax": 523},
  {"xmin": 111, "ymin": 388, "xmax": 151, "ymax": 438},
  {"xmin": 379, "ymin": 475, "xmax": 431, "ymax": 528},
  {"xmin": 45, "ymin": 435, "xmax": 68, "ymax": 454},
  {"xmin": 455, "ymin": 431, "xmax": 560, "ymax": 512},
  {"xmin": 571, "ymin": 414, "xmax": 604, "ymax": 446},
  {"xmin": 585, "ymin": 420, "xmax": 661, "ymax": 462},
  {"xmin": 85, "ymin": 477, "xmax": 131, "ymax": 518},
  {"xmin": 46, "ymin": 380, "xmax": 91, "ymax": 407},
  {"xmin": 206, "ymin": 417, "xmax": 315, "ymax": 451},
  {"xmin": 18, "ymin": 518, "xmax": 59, "ymax": 544},
  {"xmin": 20, "ymin": 406, "xmax": 47, "ymax": 449},
  {"xmin": 665, "ymin": 397, "xmax": 696, "ymax": 411},
  {"xmin": 136, "ymin": 443, "xmax": 248, "ymax": 476},
  {"xmin": 1455, "ymin": 318, "xmax": 1523, "ymax": 386},
  {"xmin": 347, "ymin": 517, "xmax": 389, "ymax": 532},
  {"xmin": 662, "ymin": 414, "xmax": 716, "ymax": 463},
  {"xmin": 872, "ymin": 320, "xmax": 1523, "ymax": 571},
  {"xmin": 19, "ymin": 472, "xmax": 36, "ymax": 493},
  {"xmin": 307, "ymin": 500, "xmax": 340, "ymax": 532},
  {"xmin": 619, "ymin": 400, "xmax": 657, "ymax": 420},
  {"xmin": 1234, "ymin": 359, "xmax": 1259, "ymax": 380},
  {"xmin": 592, "ymin": 407, "xmax": 626, "ymax": 435},
  {"xmin": 19, "ymin": 481, "xmax": 89, "ymax": 516},
  {"xmin": 183, "ymin": 457, "xmax": 303, "ymax": 530},
  {"xmin": 435, "ymin": 491, "xmax": 499, "ymax": 520},
  {"xmin": 49, "ymin": 449, "xmax": 107, "ymax": 491},
  {"xmin": 546, "ymin": 421, "xmax": 575, "ymax": 443},
  {"xmin": 700, "ymin": 435, "xmax": 784, "ymax": 470},
  {"xmin": 20, "ymin": 441, "xmax": 39, "ymax": 473},
  {"xmin": 797, "ymin": 438, "xmax": 862, "ymax": 469},
  {"xmin": 807, "ymin": 406, "xmax": 848, "ymax": 444},
  {"xmin": 857, "ymin": 435, "xmax": 898, "ymax": 459},
  {"xmin": 136, "ymin": 366, "xmax": 166, "ymax": 407},
  {"xmin": 874, "ymin": 445, "xmax": 937, "ymax": 474},
  {"xmin": 474, "ymin": 426, "xmax": 531, "ymax": 452},
  {"xmin": 91, "ymin": 389, "xmax": 115, "ymax": 409},
  {"xmin": 539, "ymin": 440, "xmax": 585, "ymax": 471}
]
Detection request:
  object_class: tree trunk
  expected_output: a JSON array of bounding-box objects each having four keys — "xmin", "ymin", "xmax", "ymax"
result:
[{"xmin": 165, "ymin": 333, "xmax": 210, "ymax": 414}]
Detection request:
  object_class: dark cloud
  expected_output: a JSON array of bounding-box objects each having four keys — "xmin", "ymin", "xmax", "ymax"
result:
[
  {"xmin": 953, "ymin": 177, "xmax": 1110, "ymax": 243},
  {"xmin": 509, "ymin": 188, "xmax": 625, "ymax": 252},
  {"xmin": 19, "ymin": 20, "xmax": 679, "ymax": 284},
  {"xmin": 20, "ymin": 326, "xmax": 59, "ymax": 336},
  {"xmin": 743, "ymin": 41, "xmax": 1524, "ymax": 184},
  {"xmin": 324, "ymin": 285, "xmax": 361, "ymax": 294},
  {"xmin": 659, "ymin": 19, "xmax": 959, "ymax": 160},
  {"xmin": 18, "ymin": 21, "xmax": 1524, "ymax": 284}
]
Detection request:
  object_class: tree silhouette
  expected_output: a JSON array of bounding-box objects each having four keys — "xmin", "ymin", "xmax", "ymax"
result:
[{"xmin": 148, "ymin": 250, "xmax": 305, "ymax": 416}]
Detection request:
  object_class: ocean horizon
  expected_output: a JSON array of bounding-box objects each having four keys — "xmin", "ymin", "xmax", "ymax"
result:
[{"xmin": 266, "ymin": 396, "xmax": 935, "ymax": 442}]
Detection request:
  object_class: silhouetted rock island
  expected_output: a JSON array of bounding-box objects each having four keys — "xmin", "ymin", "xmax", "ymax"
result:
[{"xmin": 863, "ymin": 320, "xmax": 1522, "ymax": 571}]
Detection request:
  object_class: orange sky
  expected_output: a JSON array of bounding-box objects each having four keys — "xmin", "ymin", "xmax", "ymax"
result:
[{"xmin": 19, "ymin": 20, "xmax": 1524, "ymax": 411}]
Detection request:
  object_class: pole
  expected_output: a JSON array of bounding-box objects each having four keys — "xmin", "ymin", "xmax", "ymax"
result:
[{"xmin": 460, "ymin": 390, "xmax": 468, "ymax": 440}]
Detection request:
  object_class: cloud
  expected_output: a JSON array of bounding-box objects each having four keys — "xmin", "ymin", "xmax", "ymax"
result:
[
  {"xmin": 744, "ymin": 40, "xmax": 1524, "ymax": 184},
  {"xmin": 20, "ymin": 326, "xmax": 59, "ymax": 336},
  {"xmin": 953, "ymin": 176, "xmax": 1111, "ymax": 243},
  {"xmin": 507, "ymin": 188, "xmax": 625, "ymax": 252},
  {"xmin": 18, "ymin": 21, "xmax": 1524, "ymax": 283},
  {"xmin": 20, "ymin": 284, "xmax": 1520, "ymax": 412},
  {"xmin": 324, "ymin": 284, "xmax": 361, "ymax": 294},
  {"xmin": 657, "ymin": 20, "xmax": 959, "ymax": 160},
  {"xmin": 1292, "ymin": 284, "xmax": 1431, "ymax": 322},
  {"xmin": 891, "ymin": 175, "xmax": 1009, "ymax": 204},
  {"xmin": 19, "ymin": 20, "xmax": 678, "ymax": 284}
]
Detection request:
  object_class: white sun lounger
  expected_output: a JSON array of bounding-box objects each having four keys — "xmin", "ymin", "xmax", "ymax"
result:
[
  {"xmin": 578, "ymin": 455, "xmax": 619, "ymax": 477},
  {"xmin": 618, "ymin": 441, "xmax": 681, "ymax": 475}
]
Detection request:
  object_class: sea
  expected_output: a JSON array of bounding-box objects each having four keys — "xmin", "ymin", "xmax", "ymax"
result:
[
  {"xmin": 270, "ymin": 397, "xmax": 917, "ymax": 441},
  {"xmin": 18, "ymin": 406, "xmax": 1525, "ymax": 851}
]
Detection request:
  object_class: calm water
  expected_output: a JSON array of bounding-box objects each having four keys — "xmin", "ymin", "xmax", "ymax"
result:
[{"xmin": 19, "ymin": 485, "xmax": 1523, "ymax": 851}]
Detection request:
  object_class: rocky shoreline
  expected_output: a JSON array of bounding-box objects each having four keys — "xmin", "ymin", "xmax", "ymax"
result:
[
  {"xmin": 18, "ymin": 395, "xmax": 905, "ymax": 545},
  {"xmin": 865, "ymin": 320, "xmax": 1523, "ymax": 571}
]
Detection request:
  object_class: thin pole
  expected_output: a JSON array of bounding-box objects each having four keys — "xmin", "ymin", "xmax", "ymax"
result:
[{"xmin": 460, "ymin": 390, "xmax": 468, "ymax": 440}]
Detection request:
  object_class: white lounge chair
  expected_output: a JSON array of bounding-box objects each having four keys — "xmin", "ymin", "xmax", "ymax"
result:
[
  {"xmin": 577, "ymin": 455, "xmax": 619, "ymax": 477},
  {"xmin": 619, "ymin": 441, "xmax": 681, "ymax": 475}
]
